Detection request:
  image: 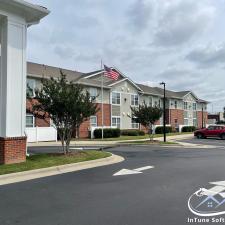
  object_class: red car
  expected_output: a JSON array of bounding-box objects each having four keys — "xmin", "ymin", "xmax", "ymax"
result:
[{"xmin": 194, "ymin": 125, "xmax": 225, "ymax": 140}]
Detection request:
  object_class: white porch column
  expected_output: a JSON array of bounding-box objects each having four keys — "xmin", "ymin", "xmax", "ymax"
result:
[
  {"xmin": 0, "ymin": 1, "xmax": 49, "ymax": 164},
  {"xmin": 0, "ymin": 17, "xmax": 27, "ymax": 137}
]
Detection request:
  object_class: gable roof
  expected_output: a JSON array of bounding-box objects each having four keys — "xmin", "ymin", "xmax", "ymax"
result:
[
  {"xmin": 83, "ymin": 67, "xmax": 143, "ymax": 92},
  {"xmin": 27, "ymin": 62, "xmax": 208, "ymax": 103},
  {"xmin": 136, "ymin": 83, "xmax": 208, "ymax": 102},
  {"xmin": 27, "ymin": 62, "xmax": 83, "ymax": 82}
]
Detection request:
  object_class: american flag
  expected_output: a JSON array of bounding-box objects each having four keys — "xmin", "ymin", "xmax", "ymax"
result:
[{"xmin": 104, "ymin": 65, "xmax": 119, "ymax": 80}]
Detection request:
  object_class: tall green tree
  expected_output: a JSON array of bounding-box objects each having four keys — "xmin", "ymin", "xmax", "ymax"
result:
[
  {"xmin": 28, "ymin": 71, "xmax": 98, "ymax": 154},
  {"xmin": 131, "ymin": 103, "xmax": 163, "ymax": 140}
]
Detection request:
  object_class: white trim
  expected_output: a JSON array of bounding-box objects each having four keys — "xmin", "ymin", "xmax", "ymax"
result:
[
  {"xmin": 90, "ymin": 116, "xmax": 97, "ymax": 127},
  {"xmin": 111, "ymin": 91, "xmax": 121, "ymax": 106},
  {"xmin": 108, "ymin": 75, "xmax": 143, "ymax": 92},
  {"xmin": 111, "ymin": 116, "xmax": 121, "ymax": 129},
  {"xmin": 26, "ymin": 114, "xmax": 35, "ymax": 128},
  {"xmin": 183, "ymin": 91, "xmax": 199, "ymax": 101},
  {"xmin": 108, "ymin": 78, "xmax": 128, "ymax": 87},
  {"xmin": 130, "ymin": 94, "xmax": 139, "ymax": 107},
  {"xmin": 84, "ymin": 71, "xmax": 103, "ymax": 79}
]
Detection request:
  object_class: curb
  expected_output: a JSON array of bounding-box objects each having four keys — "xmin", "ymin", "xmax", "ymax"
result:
[{"xmin": 0, "ymin": 153, "xmax": 124, "ymax": 186}]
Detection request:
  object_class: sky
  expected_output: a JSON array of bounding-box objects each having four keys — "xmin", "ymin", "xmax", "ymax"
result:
[{"xmin": 27, "ymin": 0, "xmax": 225, "ymax": 112}]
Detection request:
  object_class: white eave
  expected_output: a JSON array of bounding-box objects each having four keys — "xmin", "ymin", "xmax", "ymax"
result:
[{"xmin": 0, "ymin": 0, "xmax": 50, "ymax": 24}]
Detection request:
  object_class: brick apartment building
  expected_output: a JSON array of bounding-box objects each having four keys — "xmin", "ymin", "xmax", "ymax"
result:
[{"xmin": 26, "ymin": 62, "xmax": 208, "ymax": 138}]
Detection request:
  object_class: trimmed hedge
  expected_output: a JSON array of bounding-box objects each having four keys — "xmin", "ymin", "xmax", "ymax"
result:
[
  {"xmin": 94, "ymin": 128, "xmax": 120, "ymax": 138},
  {"xmin": 181, "ymin": 126, "xmax": 196, "ymax": 132},
  {"xmin": 121, "ymin": 129, "xmax": 145, "ymax": 136},
  {"xmin": 155, "ymin": 126, "xmax": 172, "ymax": 134}
]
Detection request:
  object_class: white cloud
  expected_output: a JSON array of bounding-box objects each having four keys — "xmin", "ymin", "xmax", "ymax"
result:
[{"xmin": 26, "ymin": 0, "xmax": 225, "ymax": 111}]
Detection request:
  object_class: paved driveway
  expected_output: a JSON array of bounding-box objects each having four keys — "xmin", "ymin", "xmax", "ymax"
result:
[
  {"xmin": 180, "ymin": 136, "xmax": 225, "ymax": 147},
  {"xmin": 1, "ymin": 145, "xmax": 225, "ymax": 225}
]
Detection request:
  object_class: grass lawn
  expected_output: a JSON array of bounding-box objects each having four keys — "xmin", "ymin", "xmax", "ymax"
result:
[
  {"xmin": 76, "ymin": 132, "xmax": 193, "ymax": 141},
  {"xmin": 0, "ymin": 150, "xmax": 111, "ymax": 176}
]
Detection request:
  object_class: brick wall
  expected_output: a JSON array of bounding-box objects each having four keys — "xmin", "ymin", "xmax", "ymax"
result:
[
  {"xmin": 27, "ymin": 99, "xmax": 50, "ymax": 127},
  {"xmin": 0, "ymin": 137, "xmax": 26, "ymax": 165},
  {"xmin": 197, "ymin": 111, "xmax": 208, "ymax": 128},
  {"xmin": 166, "ymin": 109, "xmax": 184, "ymax": 128},
  {"xmin": 78, "ymin": 103, "xmax": 111, "ymax": 138},
  {"xmin": 35, "ymin": 117, "xmax": 50, "ymax": 127}
]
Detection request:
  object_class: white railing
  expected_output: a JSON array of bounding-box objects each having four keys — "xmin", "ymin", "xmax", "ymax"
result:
[{"xmin": 25, "ymin": 127, "xmax": 57, "ymax": 143}]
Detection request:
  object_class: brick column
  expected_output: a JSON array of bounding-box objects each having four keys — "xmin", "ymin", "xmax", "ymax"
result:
[{"xmin": 0, "ymin": 137, "xmax": 26, "ymax": 164}]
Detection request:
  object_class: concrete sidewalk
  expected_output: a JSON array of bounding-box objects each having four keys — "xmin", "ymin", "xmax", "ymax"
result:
[
  {"xmin": 28, "ymin": 133, "xmax": 194, "ymax": 147},
  {"xmin": 0, "ymin": 153, "xmax": 124, "ymax": 186}
]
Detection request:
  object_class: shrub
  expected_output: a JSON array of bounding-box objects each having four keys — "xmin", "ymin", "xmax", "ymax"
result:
[
  {"xmin": 94, "ymin": 128, "xmax": 120, "ymax": 138},
  {"xmin": 155, "ymin": 126, "xmax": 172, "ymax": 134},
  {"xmin": 181, "ymin": 126, "xmax": 196, "ymax": 132},
  {"xmin": 121, "ymin": 129, "xmax": 146, "ymax": 136}
]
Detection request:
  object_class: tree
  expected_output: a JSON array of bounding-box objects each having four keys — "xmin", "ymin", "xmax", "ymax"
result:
[
  {"xmin": 131, "ymin": 103, "xmax": 163, "ymax": 141},
  {"xmin": 28, "ymin": 71, "xmax": 98, "ymax": 154}
]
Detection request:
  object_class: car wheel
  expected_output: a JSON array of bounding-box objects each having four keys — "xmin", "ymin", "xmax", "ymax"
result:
[
  {"xmin": 221, "ymin": 134, "xmax": 225, "ymax": 140},
  {"xmin": 197, "ymin": 133, "xmax": 204, "ymax": 139}
]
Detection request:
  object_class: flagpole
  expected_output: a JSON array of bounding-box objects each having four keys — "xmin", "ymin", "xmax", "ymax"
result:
[{"xmin": 101, "ymin": 60, "xmax": 104, "ymax": 140}]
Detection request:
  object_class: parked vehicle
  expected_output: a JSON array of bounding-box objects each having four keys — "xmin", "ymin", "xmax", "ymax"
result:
[{"xmin": 194, "ymin": 125, "xmax": 225, "ymax": 139}]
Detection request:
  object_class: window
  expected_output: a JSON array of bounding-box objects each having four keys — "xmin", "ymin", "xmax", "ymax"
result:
[
  {"xmin": 158, "ymin": 99, "xmax": 161, "ymax": 108},
  {"xmin": 184, "ymin": 102, "xmax": 188, "ymax": 110},
  {"xmin": 174, "ymin": 101, "xmax": 177, "ymax": 109},
  {"xmin": 149, "ymin": 97, "xmax": 153, "ymax": 106},
  {"xmin": 26, "ymin": 114, "xmax": 34, "ymax": 127},
  {"xmin": 27, "ymin": 78, "xmax": 36, "ymax": 97},
  {"xmin": 193, "ymin": 103, "xmax": 197, "ymax": 111},
  {"xmin": 131, "ymin": 117, "xmax": 139, "ymax": 129},
  {"xmin": 193, "ymin": 118, "xmax": 197, "ymax": 127},
  {"xmin": 90, "ymin": 116, "xmax": 97, "ymax": 127},
  {"xmin": 112, "ymin": 92, "xmax": 121, "ymax": 105},
  {"xmin": 131, "ymin": 94, "xmax": 139, "ymax": 106},
  {"xmin": 112, "ymin": 117, "xmax": 121, "ymax": 128},
  {"xmin": 184, "ymin": 119, "xmax": 189, "ymax": 125},
  {"xmin": 89, "ymin": 88, "xmax": 98, "ymax": 100}
]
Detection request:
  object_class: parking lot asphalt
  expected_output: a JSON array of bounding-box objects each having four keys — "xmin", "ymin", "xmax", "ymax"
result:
[
  {"xmin": 1, "ymin": 144, "xmax": 225, "ymax": 225},
  {"xmin": 180, "ymin": 136, "xmax": 225, "ymax": 147}
]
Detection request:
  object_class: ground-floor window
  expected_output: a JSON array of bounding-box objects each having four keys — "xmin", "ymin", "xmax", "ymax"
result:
[
  {"xmin": 193, "ymin": 118, "xmax": 198, "ymax": 127},
  {"xmin": 90, "ymin": 116, "xmax": 97, "ymax": 127},
  {"xmin": 26, "ymin": 114, "xmax": 35, "ymax": 127},
  {"xmin": 184, "ymin": 119, "xmax": 189, "ymax": 125},
  {"xmin": 112, "ymin": 116, "xmax": 121, "ymax": 128},
  {"xmin": 131, "ymin": 118, "xmax": 139, "ymax": 129}
]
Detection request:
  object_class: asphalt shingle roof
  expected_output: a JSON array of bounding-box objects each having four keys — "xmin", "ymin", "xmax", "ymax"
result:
[{"xmin": 27, "ymin": 62, "xmax": 83, "ymax": 82}]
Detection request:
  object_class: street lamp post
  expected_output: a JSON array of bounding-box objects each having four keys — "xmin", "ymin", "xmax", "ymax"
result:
[
  {"xmin": 202, "ymin": 104, "xmax": 204, "ymax": 129},
  {"xmin": 160, "ymin": 82, "xmax": 166, "ymax": 142}
]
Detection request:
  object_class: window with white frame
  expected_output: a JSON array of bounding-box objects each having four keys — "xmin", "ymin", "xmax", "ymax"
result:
[
  {"xmin": 193, "ymin": 118, "xmax": 198, "ymax": 127},
  {"xmin": 184, "ymin": 119, "xmax": 189, "ymax": 125},
  {"xmin": 90, "ymin": 116, "xmax": 97, "ymax": 127},
  {"xmin": 158, "ymin": 99, "xmax": 161, "ymax": 108},
  {"xmin": 131, "ymin": 117, "xmax": 139, "ymax": 129},
  {"xmin": 89, "ymin": 87, "xmax": 98, "ymax": 100},
  {"xmin": 184, "ymin": 102, "xmax": 188, "ymax": 110},
  {"xmin": 26, "ymin": 114, "xmax": 35, "ymax": 127},
  {"xmin": 174, "ymin": 101, "xmax": 177, "ymax": 109},
  {"xmin": 149, "ymin": 97, "xmax": 153, "ymax": 106},
  {"xmin": 27, "ymin": 78, "xmax": 36, "ymax": 97},
  {"xmin": 193, "ymin": 103, "xmax": 197, "ymax": 111},
  {"xmin": 112, "ymin": 117, "xmax": 121, "ymax": 128},
  {"xmin": 131, "ymin": 94, "xmax": 139, "ymax": 106},
  {"xmin": 111, "ymin": 92, "xmax": 121, "ymax": 105}
]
